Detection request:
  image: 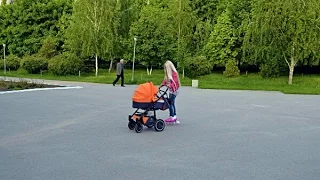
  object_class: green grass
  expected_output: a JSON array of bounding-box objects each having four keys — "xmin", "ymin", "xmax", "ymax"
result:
[
  {"xmin": 0, "ymin": 68, "xmax": 191, "ymax": 86},
  {"xmin": 0, "ymin": 68, "xmax": 319, "ymax": 95},
  {"xmin": 198, "ymin": 73, "xmax": 320, "ymax": 95}
]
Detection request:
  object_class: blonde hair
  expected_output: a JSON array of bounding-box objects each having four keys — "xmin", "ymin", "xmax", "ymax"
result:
[{"xmin": 164, "ymin": 60, "xmax": 181, "ymax": 86}]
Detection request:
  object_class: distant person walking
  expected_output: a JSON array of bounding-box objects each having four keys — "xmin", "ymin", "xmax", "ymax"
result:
[{"xmin": 113, "ymin": 59, "xmax": 125, "ymax": 87}]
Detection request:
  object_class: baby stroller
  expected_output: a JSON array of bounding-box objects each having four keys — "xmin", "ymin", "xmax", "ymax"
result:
[{"xmin": 128, "ymin": 82, "xmax": 170, "ymax": 133}]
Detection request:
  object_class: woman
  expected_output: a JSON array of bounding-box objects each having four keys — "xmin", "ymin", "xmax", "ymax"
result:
[{"xmin": 162, "ymin": 60, "xmax": 181, "ymax": 124}]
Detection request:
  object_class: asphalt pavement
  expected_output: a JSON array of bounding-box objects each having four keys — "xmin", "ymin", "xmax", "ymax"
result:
[{"xmin": 1, "ymin": 78, "xmax": 320, "ymax": 180}]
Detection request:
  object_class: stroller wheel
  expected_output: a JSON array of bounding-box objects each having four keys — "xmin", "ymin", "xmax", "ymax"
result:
[
  {"xmin": 154, "ymin": 119, "xmax": 165, "ymax": 132},
  {"xmin": 128, "ymin": 121, "xmax": 135, "ymax": 130},
  {"xmin": 135, "ymin": 123, "xmax": 143, "ymax": 133}
]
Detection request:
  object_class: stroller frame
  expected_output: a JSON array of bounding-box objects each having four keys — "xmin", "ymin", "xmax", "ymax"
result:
[{"xmin": 128, "ymin": 84, "xmax": 170, "ymax": 133}]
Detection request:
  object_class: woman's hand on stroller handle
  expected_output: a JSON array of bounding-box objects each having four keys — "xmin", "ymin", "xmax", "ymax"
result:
[
  {"xmin": 159, "ymin": 84, "xmax": 167, "ymax": 88},
  {"xmin": 158, "ymin": 84, "xmax": 169, "ymax": 95}
]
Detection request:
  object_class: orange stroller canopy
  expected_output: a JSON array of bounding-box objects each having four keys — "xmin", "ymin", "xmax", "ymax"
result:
[{"xmin": 132, "ymin": 82, "xmax": 159, "ymax": 103}]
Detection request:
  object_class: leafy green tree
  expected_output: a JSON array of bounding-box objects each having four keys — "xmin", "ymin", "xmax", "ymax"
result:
[
  {"xmin": 204, "ymin": 11, "xmax": 237, "ymax": 66},
  {"xmin": 129, "ymin": 0, "xmax": 176, "ymax": 72},
  {"xmin": 169, "ymin": 0, "xmax": 195, "ymax": 76},
  {"xmin": 190, "ymin": 0, "xmax": 218, "ymax": 54},
  {"xmin": 55, "ymin": 0, "xmax": 73, "ymax": 52},
  {"xmin": 225, "ymin": 0, "xmax": 252, "ymax": 67},
  {"xmin": 1, "ymin": 0, "xmax": 7, "ymax": 5},
  {"xmin": 117, "ymin": 0, "xmax": 144, "ymax": 40},
  {"xmin": 66, "ymin": 0, "xmax": 118, "ymax": 76},
  {"xmin": 38, "ymin": 36, "xmax": 58, "ymax": 59},
  {"xmin": 244, "ymin": 0, "xmax": 320, "ymax": 84},
  {"xmin": 0, "ymin": 0, "xmax": 72, "ymax": 57},
  {"xmin": 190, "ymin": 0, "xmax": 218, "ymax": 23},
  {"xmin": 108, "ymin": 0, "xmax": 145, "ymax": 72}
]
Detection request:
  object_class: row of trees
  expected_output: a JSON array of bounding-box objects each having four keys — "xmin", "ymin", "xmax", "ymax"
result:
[{"xmin": 0, "ymin": 0, "xmax": 320, "ymax": 84}]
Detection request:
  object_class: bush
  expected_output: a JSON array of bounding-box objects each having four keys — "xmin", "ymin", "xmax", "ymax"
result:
[
  {"xmin": 260, "ymin": 60, "xmax": 280, "ymax": 78},
  {"xmin": 223, "ymin": 60, "xmax": 240, "ymax": 77},
  {"xmin": 38, "ymin": 36, "xmax": 58, "ymax": 59},
  {"xmin": 21, "ymin": 55, "xmax": 48, "ymax": 74},
  {"xmin": 184, "ymin": 56, "xmax": 212, "ymax": 78},
  {"xmin": 48, "ymin": 52, "xmax": 83, "ymax": 76},
  {"xmin": 0, "ymin": 54, "xmax": 21, "ymax": 71}
]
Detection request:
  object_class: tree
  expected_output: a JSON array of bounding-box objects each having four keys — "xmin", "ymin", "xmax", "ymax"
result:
[
  {"xmin": 117, "ymin": 0, "xmax": 144, "ymax": 39},
  {"xmin": 109, "ymin": 0, "xmax": 144, "ymax": 73},
  {"xmin": 66, "ymin": 0, "xmax": 118, "ymax": 76},
  {"xmin": 224, "ymin": 0, "xmax": 252, "ymax": 67},
  {"xmin": 204, "ymin": 11, "xmax": 237, "ymax": 66},
  {"xmin": 0, "ymin": 0, "xmax": 72, "ymax": 57},
  {"xmin": 244, "ymin": 0, "xmax": 320, "ymax": 84},
  {"xmin": 190, "ymin": 0, "xmax": 218, "ymax": 23},
  {"xmin": 38, "ymin": 36, "xmax": 58, "ymax": 59},
  {"xmin": 169, "ymin": 0, "xmax": 195, "ymax": 77},
  {"xmin": 55, "ymin": 0, "xmax": 73, "ymax": 52},
  {"xmin": 190, "ymin": 0, "xmax": 218, "ymax": 54},
  {"xmin": 129, "ymin": 0, "xmax": 176, "ymax": 73}
]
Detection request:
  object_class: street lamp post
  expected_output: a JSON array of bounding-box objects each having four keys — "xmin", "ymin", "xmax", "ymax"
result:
[
  {"xmin": 3, "ymin": 44, "xmax": 6, "ymax": 74},
  {"xmin": 131, "ymin": 37, "xmax": 137, "ymax": 81}
]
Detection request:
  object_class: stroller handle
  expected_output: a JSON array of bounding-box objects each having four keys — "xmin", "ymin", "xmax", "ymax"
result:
[{"xmin": 157, "ymin": 84, "xmax": 169, "ymax": 98}]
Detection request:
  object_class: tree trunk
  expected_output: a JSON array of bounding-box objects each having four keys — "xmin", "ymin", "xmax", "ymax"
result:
[
  {"xmin": 108, "ymin": 59, "xmax": 113, "ymax": 73},
  {"xmin": 288, "ymin": 57, "xmax": 295, "ymax": 85},
  {"xmin": 95, "ymin": 54, "xmax": 98, "ymax": 76},
  {"xmin": 182, "ymin": 67, "xmax": 185, "ymax": 78},
  {"xmin": 146, "ymin": 65, "xmax": 152, "ymax": 75},
  {"xmin": 285, "ymin": 46, "xmax": 296, "ymax": 85}
]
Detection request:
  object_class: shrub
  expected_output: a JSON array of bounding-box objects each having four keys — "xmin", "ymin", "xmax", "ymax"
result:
[
  {"xmin": 21, "ymin": 55, "xmax": 48, "ymax": 74},
  {"xmin": 48, "ymin": 52, "xmax": 83, "ymax": 76},
  {"xmin": 0, "ymin": 54, "xmax": 21, "ymax": 71},
  {"xmin": 223, "ymin": 60, "xmax": 240, "ymax": 77},
  {"xmin": 260, "ymin": 60, "xmax": 280, "ymax": 78},
  {"xmin": 184, "ymin": 56, "xmax": 212, "ymax": 78},
  {"xmin": 38, "ymin": 36, "xmax": 58, "ymax": 59}
]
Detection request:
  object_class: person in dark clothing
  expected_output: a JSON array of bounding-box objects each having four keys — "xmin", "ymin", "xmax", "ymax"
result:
[{"xmin": 113, "ymin": 59, "xmax": 125, "ymax": 87}]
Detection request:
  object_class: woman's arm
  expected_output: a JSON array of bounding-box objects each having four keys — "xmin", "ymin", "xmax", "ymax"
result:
[{"xmin": 161, "ymin": 79, "xmax": 167, "ymax": 85}]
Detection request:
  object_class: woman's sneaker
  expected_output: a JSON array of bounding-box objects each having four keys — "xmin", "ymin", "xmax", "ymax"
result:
[
  {"xmin": 165, "ymin": 117, "xmax": 174, "ymax": 123},
  {"xmin": 165, "ymin": 116, "xmax": 180, "ymax": 124},
  {"xmin": 173, "ymin": 116, "xmax": 180, "ymax": 124}
]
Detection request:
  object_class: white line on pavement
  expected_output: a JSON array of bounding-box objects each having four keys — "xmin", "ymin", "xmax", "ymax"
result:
[{"xmin": 0, "ymin": 86, "xmax": 83, "ymax": 94}]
